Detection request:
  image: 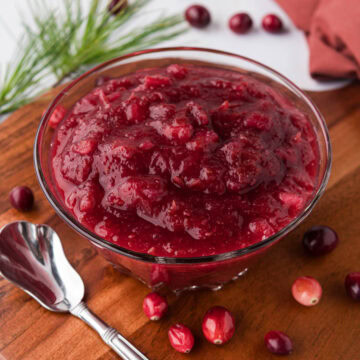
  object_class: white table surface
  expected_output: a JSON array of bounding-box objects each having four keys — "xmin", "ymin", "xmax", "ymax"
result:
[{"xmin": 0, "ymin": 0, "xmax": 349, "ymax": 92}]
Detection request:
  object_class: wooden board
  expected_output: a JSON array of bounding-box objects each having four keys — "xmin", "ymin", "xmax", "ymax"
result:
[{"xmin": 1, "ymin": 82, "xmax": 360, "ymax": 360}]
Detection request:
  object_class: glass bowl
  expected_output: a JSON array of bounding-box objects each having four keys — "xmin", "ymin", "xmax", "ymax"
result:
[{"xmin": 34, "ymin": 47, "xmax": 331, "ymax": 293}]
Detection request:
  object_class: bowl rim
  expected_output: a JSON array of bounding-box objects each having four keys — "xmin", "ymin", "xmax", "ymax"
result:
[{"xmin": 34, "ymin": 46, "xmax": 332, "ymax": 265}]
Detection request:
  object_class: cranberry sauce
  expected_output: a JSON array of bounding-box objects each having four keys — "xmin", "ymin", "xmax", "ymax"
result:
[{"xmin": 51, "ymin": 64, "xmax": 319, "ymax": 257}]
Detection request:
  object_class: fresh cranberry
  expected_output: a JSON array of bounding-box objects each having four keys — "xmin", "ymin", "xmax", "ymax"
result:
[
  {"xmin": 302, "ymin": 226, "xmax": 339, "ymax": 256},
  {"xmin": 9, "ymin": 186, "xmax": 34, "ymax": 212},
  {"xmin": 262, "ymin": 14, "xmax": 283, "ymax": 33},
  {"xmin": 229, "ymin": 13, "xmax": 253, "ymax": 34},
  {"xmin": 185, "ymin": 5, "xmax": 211, "ymax": 29},
  {"xmin": 264, "ymin": 330, "xmax": 293, "ymax": 355},
  {"xmin": 202, "ymin": 306, "xmax": 235, "ymax": 345},
  {"xmin": 345, "ymin": 272, "xmax": 360, "ymax": 301},
  {"xmin": 142, "ymin": 292, "xmax": 168, "ymax": 320},
  {"xmin": 292, "ymin": 276, "xmax": 322, "ymax": 306},
  {"xmin": 168, "ymin": 324, "xmax": 194, "ymax": 353},
  {"xmin": 108, "ymin": 0, "xmax": 127, "ymax": 15}
]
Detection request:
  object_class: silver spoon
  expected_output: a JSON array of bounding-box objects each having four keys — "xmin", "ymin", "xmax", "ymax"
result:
[{"xmin": 0, "ymin": 221, "xmax": 148, "ymax": 360}]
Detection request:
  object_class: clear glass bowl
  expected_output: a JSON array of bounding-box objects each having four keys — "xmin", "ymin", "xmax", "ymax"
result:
[{"xmin": 34, "ymin": 47, "xmax": 331, "ymax": 293}]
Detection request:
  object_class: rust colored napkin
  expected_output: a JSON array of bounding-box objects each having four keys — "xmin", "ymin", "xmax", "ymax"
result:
[{"xmin": 275, "ymin": 0, "xmax": 360, "ymax": 80}]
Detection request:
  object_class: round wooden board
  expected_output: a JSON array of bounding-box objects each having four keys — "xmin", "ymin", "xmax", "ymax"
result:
[{"xmin": 0, "ymin": 82, "xmax": 360, "ymax": 360}]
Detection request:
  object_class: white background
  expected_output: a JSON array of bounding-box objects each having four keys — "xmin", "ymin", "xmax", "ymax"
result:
[{"xmin": 0, "ymin": 0, "xmax": 350, "ymax": 91}]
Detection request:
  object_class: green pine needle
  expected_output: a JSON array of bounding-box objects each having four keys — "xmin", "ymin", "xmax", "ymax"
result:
[{"xmin": 0, "ymin": 0, "xmax": 187, "ymax": 115}]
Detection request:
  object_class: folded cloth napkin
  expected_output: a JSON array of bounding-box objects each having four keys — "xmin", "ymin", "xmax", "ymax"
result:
[{"xmin": 275, "ymin": 0, "xmax": 360, "ymax": 80}]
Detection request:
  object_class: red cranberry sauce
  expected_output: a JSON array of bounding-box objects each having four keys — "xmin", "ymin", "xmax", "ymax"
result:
[{"xmin": 51, "ymin": 64, "xmax": 319, "ymax": 257}]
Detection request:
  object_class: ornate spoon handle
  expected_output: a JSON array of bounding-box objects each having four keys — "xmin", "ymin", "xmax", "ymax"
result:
[{"xmin": 71, "ymin": 302, "xmax": 149, "ymax": 360}]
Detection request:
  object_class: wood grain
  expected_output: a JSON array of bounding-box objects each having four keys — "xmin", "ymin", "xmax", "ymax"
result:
[{"xmin": 1, "ymin": 81, "xmax": 360, "ymax": 360}]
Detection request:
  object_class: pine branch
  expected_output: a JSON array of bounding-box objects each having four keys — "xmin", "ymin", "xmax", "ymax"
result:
[{"xmin": 0, "ymin": 0, "xmax": 187, "ymax": 115}]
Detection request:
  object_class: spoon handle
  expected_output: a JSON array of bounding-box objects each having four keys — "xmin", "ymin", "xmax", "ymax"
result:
[{"xmin": 71, "ymin": 302, "xmax": 149, "ymax": 360}]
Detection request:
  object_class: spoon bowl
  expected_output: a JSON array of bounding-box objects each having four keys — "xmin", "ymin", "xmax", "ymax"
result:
[
  {"xmin": 0, "ymin": 221, "xmax": 148, "ymax": 360},
  {"xmin": 0, "ymin": 221, "xmax": 84, "ymax": 312}
]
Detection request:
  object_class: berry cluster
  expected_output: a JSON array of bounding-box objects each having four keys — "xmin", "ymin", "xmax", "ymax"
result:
[
  {"xmin": 139, "ymin": 225, "xmax": 360, "ymax": 356},
  {"xmin": 185, "ymin": 5, "xmax": 284, "ymax": 34},
  {"xmin": 143, "ymin": 293, "xmax": 235, "ymax": 353},
  {"xmin": 266, "ymin": 226, "xmax": 359, "ymax": 356}
]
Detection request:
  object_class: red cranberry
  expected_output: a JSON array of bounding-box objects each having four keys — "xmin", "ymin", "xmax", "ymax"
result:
[
  {"xmin": 264, "ymin": 330, "xmax": 293, "ymax": 355},
  {"xmin": 303, "ymin": 226, "xmax": 339, "ymax": 256},
  {"xmin": 229, "ymin": 13, "xmax": 253, "ymax": 34},
  {"xmin": 142, "ymin": 292, "xmax": 168, "ymax": 320},
  {"xmin": 108, "ymin": 0, "xmax": 127, "ymax": 15},
  {"xmin": 202, "ymin": 306, "xmax": 235, "ymax": 345},
  {"xmin": 185, "ymin": 5, "xmax": 211, "ymax": 29},
  {"xmin": 168, "ymin": 324, "xmax": 194, "ymax": 353},
  {"xmin": 345, "ymin": 272, "xmax": 360, "ymax": 301},
  {"xmin": 262, "ymin": 14, "xmax": 283, "ymax": 33},
  {"xmin": 9, "ymin": 186, "xmax": 34, "ymax": 212},
  {"xmin": 292, "ymin": 276, "xmax": 322, "ymax": 306}
]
